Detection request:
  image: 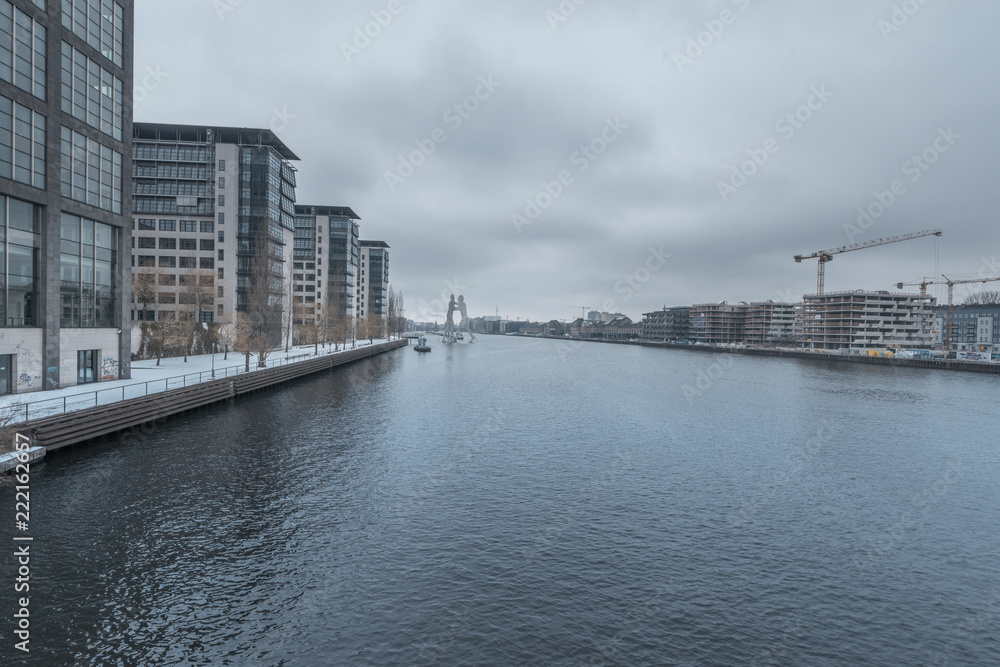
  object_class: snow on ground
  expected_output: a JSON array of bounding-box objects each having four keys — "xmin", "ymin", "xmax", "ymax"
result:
[{"xmin": 0, "ymin": 340, "xmax": 393, "ymax": 423}]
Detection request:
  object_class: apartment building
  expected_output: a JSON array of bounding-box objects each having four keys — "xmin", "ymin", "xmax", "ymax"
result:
[{"xmin": 640, "ymin": 306, "xmax": 691, "ymax": 342}]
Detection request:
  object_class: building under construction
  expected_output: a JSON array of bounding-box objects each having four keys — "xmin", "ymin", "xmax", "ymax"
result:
[
  {"xmin": 690, "ymin": 302, "xmax": 745, "ymax": 345},
  {"xmin": 743, "ymin": 301, "xmax": 798, "ymax": 346},
  {"xmin": 799, "ymin": 291, "xmax": 936, "ymax": 351}
]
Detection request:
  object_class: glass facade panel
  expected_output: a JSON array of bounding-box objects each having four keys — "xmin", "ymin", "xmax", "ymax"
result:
[
  {"xmin": 0, "ymin": 196, "xmax": 39, "ymax": 327},
  {"xmin": 60, "ymin": 213, "xmax": 117, "ymax": 327},
  {"xmin": 61, "ymin": 0, "xmax": 123, "ymax": 67},
  {"xmin": 60, "ymin": 126, "xmax": 122, "ymax": 213},
  {"xmin": 0, "ymin": 93, "xmax": 45, "ymax": 188},
  {"xmin": 0, "ymin": 2, "xmax": 46, "ymax": 100},
  {"xmin": 60, "ymin": 41, "xmax": 123, "ymax": 140}
]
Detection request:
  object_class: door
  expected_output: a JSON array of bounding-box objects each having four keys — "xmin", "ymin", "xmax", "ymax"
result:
[
  {"xmin": 77, "ymin": 350, "xmax": 97, "ymax": 385},
  {"xmin": 0, "ymin": 355, "xmax": 11, "ymax": 395}
]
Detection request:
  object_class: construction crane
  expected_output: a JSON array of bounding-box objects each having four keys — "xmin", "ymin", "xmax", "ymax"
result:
[
  {"xmin": 896, "ymin": 274, "xmax": 1000, "ymax": 349},
  {"xmin": 577, "ymin": 306, "xmax": 590, "ymax": 320},
  {"xmin": 794, "ymin": 229, "xmax": 942, "ymax": 295}
]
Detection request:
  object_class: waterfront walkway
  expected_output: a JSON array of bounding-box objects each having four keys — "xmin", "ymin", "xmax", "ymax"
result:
[{"xmin": 1, "ymin": 340, "xmax": 393, "ymax": 423}]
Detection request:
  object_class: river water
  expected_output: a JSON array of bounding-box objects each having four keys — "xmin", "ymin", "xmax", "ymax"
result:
[{"xmin": 2, "ymin": 335, "xmax": 999, "ymax": 665}]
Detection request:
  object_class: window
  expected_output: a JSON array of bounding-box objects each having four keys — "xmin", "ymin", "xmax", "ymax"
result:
[
  {"xmin": 178, "ymin": 275, "xmax": 195, "ymax": 286},
  {"xmin": 217, "ymin": 304, "xmax": 224, "ymax": 316},
  {"xmin": 77, "ymin": 350, "xmax": 98, "ymax": 385},
  {"xmin": 137, "ymin": 237, "xmax": 155, "ymax": 249},
  {"xmin": 294, "ymin": 263, "xmax": 303, "ymax": 269},
  {"xmin": 0, "ymin": 94, "xmax": 46, "ymax": 188},
  {"xmin": 200, "ymin": 311, "xmax": 214, "ymax": 323},
  {"xmin": 218, "ymin": 212, "xmax": 225, "ymax": 225},
  {"xmin": 201, "ymin": 221, "xmax": 214, "ymax": 233},
  {"xmin": 179, "ymin": 238, "xmax": 196, "ymax": 250},
  {"xmin": 200, "ymin": 257, "xmax": 214, "ymax": 269},
  {"xmin": 306, "ymin": 274, "xmax": 315, "ymax": 281},
  {"xmin": 59, "ymin": 127, "xmax": 123, "ymax": 213},
  {"xmin": 158, "ymin": 274, "xmax": 175, "ymax": 286},
  {"xmin": 218, "ymin": 249, "xmax": 224, "ymax": 261},
  {"xmin": 200, "ymin": 239, "xmax": 214, "ymax": 251},
  {"xmin": 61, "ymin": 0, "xmax": 125, "ymax": 67},
  {"xmin": 159, "ymin": 238, "xmax": 176, "ymax": 250},
  {"xmin": 60, "ymin": 42, "xmax": 124, "ymax": 140},
  {"xmin": 0, "ymin": 3, "xmax": 47, "ymax": 99},
  {"xmin": 218, "ymin": 159, "xmax": 225, "ymax": 171},
  {"xmin": 218, "ymin": 176, "xmax": 225, "ymax": 188},
  {"xmin": 138, "ymin": 219, "xmax": 155, "ymax": 230},
  {"xmin": 159, "ymin": 256, "xmax": 176, "ymax": 268},
  {"xmin": 159, "ymin": 219, "xmax": 176, "ymax": 231},
  {"xmin": 137, "ymin": 255, "xmax": 155, "ymax": 267},
  {"xmin": 218, "ymin": 195, "xmax": 224, "ymax": 207},
  {"xmin": 217, "ymin": 267, "xmax": 224, "ymax": 279},
  {"xmin": 179, "ymin": 221, "xmax": 197, "ymax": 232},
  {"xmin": 179, "ymin": 257, "xmax": 196, "ymax": 268},
  {"xmin": 158, "ymin": 293, "xmax": 175, "ymax": 304},
  {"xmin": 218, "ymin": 230, "xmax": 224, "ymax": 243},
  {"xmin": 217, "ymin": 286, "xmax": 224, "ymax": 298}
]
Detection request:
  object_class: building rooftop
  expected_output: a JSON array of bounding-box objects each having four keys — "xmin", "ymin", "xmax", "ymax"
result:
[
  {"xmin": 360, "ymin": 240, "xmax": 390, "ymax": 248},
  {"xmin": 134, "ymin": 122, "xmax": 300, "ymax": 160},
  {"xmin": 295, "ymin": 205, "xmax": 361, "ymax": 220}
]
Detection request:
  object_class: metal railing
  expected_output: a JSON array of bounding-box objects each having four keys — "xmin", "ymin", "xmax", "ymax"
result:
[{"xmin": 10, "ymin": 342, "xmax": 385, "ymax": 424}]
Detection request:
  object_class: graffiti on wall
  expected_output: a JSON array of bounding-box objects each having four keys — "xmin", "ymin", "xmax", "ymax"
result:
[{"xmin": 101, "ymin": 357, "xmax": 119, "ymax": 381}]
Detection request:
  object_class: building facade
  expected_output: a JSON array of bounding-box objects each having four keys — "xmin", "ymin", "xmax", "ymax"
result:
[
  {"xmin": 130, "ymin": 123, "xmax": 298, "ymax": 348},
  {"xmin": 0, "ymin": 0, "xmax": 134, "ymax": 394},
  {"xmin": 641, "ymin": 306, "xmax": 691, "ymax": 342},
  {"xmin": 799, "ymin": 290, "xmax": 935, "ymax": 350},
  {"xmin": 932, "ymin": 304, "xmax": 1000, "ymax": 351},
  {"xmin": 356, "ymin": 239, "xmax": 389, "ymax": 322},
  {"xmin": 291, "ymin": 204, "xmax": 359, "ymax": 332}
]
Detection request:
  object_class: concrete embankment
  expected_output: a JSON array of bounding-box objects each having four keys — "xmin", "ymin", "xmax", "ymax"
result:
[
  {"xmin": 21, "ymin": 340, "xmax": 408, "ymax": 453},
  {"xmin": 512, "ymin": 334, "xmax": 1000, "ymax": 375}
]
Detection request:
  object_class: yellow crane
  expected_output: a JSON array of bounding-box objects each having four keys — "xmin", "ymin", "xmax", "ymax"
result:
[
  {"xmin": 896, "ymin": 275, "xmax": 1000, "ymax": 349},
  {"xmin": 795, "ymin": 229, "xmax": 942, "ymax": 295}
]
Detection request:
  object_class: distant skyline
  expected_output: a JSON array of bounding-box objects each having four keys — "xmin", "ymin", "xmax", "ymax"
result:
[{"xmin": 135, "ymin": 1, "xmax": 1000, "ymax": 321}]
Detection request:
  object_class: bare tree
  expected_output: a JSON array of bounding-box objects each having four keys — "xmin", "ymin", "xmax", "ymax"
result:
[
  {"xmin": 233, "ymin": 312, "xmax": 256, "ymax": 373},
  {"xmin": 284, "ymin": 261, "xmax": 296, "ymax": 353},
  {"xmin": 963, "ymin": 290, "xmax": 1000, "ymax": 305},
  {"xmin": 243, "ymin": 224, "xmax": 284, "ymax": 368},
  {"xmin": 177, "ymin": 269, "xmax": 216, "ymax": 362},
  {"xmin": 217, "ymin": 319, "xmax": 236, "ymax": 360},
  {"xmin": 131, "ymin": 269, "xmax": 162, "ymax": 323},
  {"xmin": 387, "ymin": 288, "xmax": 397, "ymax": 341}
]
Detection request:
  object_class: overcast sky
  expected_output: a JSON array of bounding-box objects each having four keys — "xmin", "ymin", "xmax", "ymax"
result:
[{"xmin": 135, "ymin": 1, "xmax": 1000, "ymax": 322}]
